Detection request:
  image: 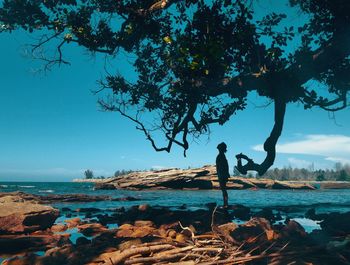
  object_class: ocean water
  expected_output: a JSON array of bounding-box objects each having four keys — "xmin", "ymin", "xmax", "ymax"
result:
[{"xmin": 1, "ymin": 182, "xmax": 350, "ymax": 214}]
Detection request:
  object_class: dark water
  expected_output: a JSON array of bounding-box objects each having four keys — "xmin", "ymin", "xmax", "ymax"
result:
[{"xmin": 1, "ymin": 182, "xmax": 350, "ymax": 214}]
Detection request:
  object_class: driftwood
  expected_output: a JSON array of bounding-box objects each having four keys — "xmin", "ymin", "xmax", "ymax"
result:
[
  {"xmin": 100, "ymin": 207, "xmax": 348, "ymax": 265},
  {"xmin": 107, "ymin": 244, "xmax": 175, "ymax": 264}
]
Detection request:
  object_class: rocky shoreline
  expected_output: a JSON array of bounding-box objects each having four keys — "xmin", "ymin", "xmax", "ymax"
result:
[
  {"xmin": 1, "ymin": 192, "xmax": 350, "ymax": 264},
  {"xmin": 93, "ymin": 165, "xmax": 316, "ymax": 191}
]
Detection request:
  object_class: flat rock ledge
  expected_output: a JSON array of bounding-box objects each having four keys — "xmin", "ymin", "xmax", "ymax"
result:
[
  {"xmin": 95, "ymin": 165, "xmax": 316, "ymax": 191},
  {"xmin": 0, "ymin": 195, "xmax": 59, "ymax": 235}
]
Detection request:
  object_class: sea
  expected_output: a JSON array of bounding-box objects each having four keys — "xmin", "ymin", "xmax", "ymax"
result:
[
  {"xmin": 1, "ymin": 182, "xmax": 350, "ymax": 262},
  {"xmin": 1, "ymin": 181, "xmax": 350, "ymax": 214}
]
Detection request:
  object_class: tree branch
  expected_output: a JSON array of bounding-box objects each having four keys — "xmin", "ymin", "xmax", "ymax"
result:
[{"xmin": 235, "ymin": 98, "xmax": 286, "ymax": 176}]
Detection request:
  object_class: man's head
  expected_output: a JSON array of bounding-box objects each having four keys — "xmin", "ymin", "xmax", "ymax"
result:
[{"xmin": 217, "ymin": 142, "xmax": 227, "ymax": 153}]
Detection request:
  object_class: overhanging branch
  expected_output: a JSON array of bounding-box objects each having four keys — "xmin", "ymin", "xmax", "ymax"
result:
[{"xmin": 235, "ymin": 98, "xmax": 286, "ymax": 176}]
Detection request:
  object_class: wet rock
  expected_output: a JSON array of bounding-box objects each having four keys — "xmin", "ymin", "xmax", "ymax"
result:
[
  {"xmin": 0, "ymin": 196, "xmax": 59, "ymax": 234},
  {"xmin": 115, "ymin": 222, "xmax": 156, "ymax": 238},
  {"xmin": 215, "ymin": 222, "xmax": 238, "ymax": 243},
  {"xmin": 64, "ymin": 218, "xmax": 82, "ymax": 229},
  {"xmin": 113, "ymin": 196, "xmax": 139, "ymax": 201},
  {"xmin": 280, "ymin": 219, "xmax": 307, "ymax": 239},
  {"xmin": 76, "ymin": 207, "xmax": 101, "ymax": 213},
  {"xmin": 138, "ymin": 204, "xmax": 150, "ymax": 212},
  {"xmin": 253, "ymin": 208, "xmax": 276, "ymax": 223},
  {"xmin": 75, "ymin": 236, "xmax": 91, "ymax": 246},
  {"xmin": 230, "ymin": 204, "xmax": 251, "ymax": 221},
  {"xmin": 50, "ymin": 224, "xmax": 67, "ymax": 233},
  {"xmin": 1, "ymin": 254, "xmax": 40, "ymax": 265},
  {"xmin": 231, "ymin": 218, "xmax": 274, "ymax": 243},
  {"xmin": 320, "ymin": 212, "xmax": 350, "ymax": 236},
  {"xmin": 77, "ymin": 223, "xmax": 107, "ymax": 237},
  {"xmin": 0, "ymin": 232, "xmax": 70, "ymax": 255}
]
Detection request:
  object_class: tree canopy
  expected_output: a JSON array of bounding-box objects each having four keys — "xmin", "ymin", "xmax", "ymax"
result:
[{"xmin": 1, "ymin": 0, "xmax": 349, "ymax": 175}]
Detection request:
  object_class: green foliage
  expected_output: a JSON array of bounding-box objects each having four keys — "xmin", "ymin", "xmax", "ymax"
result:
[
  {"xmin": 336, "ymin": 169, "xmax": 350, "ymax": 182},
  {"xmin": 263, "ymin": 164, "xmax": 350, "ymax": 181},
  {"xmin": 316, "ymin": 174, "xmax": 325, "ymax": 182},
  {"xmin": 84, "ymin": 169, "xmax": 94, "ymax": 179},
  {"xmin": 114, "ymin": 169, "xmax": 134, "ymax": 177}
]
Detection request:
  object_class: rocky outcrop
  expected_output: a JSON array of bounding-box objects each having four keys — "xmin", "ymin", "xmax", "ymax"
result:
[
  {"xmin": 95, "ymin": 165, "xmax": 316, "ymax": 191},
  {"xmin": 0, "ymin": 195, "xmax": 59, "ymax": 234},
  {"xmin": 0, "ymin": 191, "xmax": 139, "ymax": 204}
]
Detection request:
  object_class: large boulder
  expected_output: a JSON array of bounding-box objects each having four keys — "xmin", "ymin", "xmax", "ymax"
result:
[{"xmin": 0, "ymin": 195, "xmax": 59, "ymax": 234}]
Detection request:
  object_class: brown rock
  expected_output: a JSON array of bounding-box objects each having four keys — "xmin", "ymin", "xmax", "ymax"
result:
[
  {"xmin": 0, "ymin": 233, "xmax": 70, "ymax": 255},
  {"xmin": 281, "ymin": 220, "xmax": 307, "ymax": 238},
  {"xmin": 134, "ymin": 220, "xmax": 155, "ymax": 227},
  {"xmin": 116, "ymin": 227, "xmax": 133, "ymax": 238},
  {"xmin": 77, "ymin": 223, "xmax": 107, "ymax": 237},
  {"xmin": 64, "ymin": 217, "xmax": 81, "ymax": 228},
  {"xmin": 231, "ymin": 178, "xmax": 257, "ymax": 189},
  {"xmin": 270, "ymin": 181, "xmax": 316, "ymax": 190},
  {"xmin": 138, "ymin": 204, "xmax": 150, "ymax": 211},
  {"xmin": 50, "ymin": 224, "xmax": 67, "ymax": 233},
  {"xmin": 0, "ymin": 196, "xmax": 59, "ymax": 234},
  {"xmin": 131, "ymin": 226, "xmax": 155, "ymax": 237},
  {"xmin": 231, "ymin": 218, "xmax": 273, "ymax": 243},
  {"xmin": 92, "ymin": 165, "xmax": 318, "ymax": 190},
  {"xmin": 218, "ymin": 222, "xmax": 238, "ymax": 234}
]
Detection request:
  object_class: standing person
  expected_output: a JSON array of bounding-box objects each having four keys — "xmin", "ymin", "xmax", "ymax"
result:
[{"xmin": 216, "ymin": 142, "xmax": 229, "ymax": 208}]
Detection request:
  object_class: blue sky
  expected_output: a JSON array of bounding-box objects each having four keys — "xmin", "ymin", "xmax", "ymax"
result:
[{"xmin": 0, "ymin": 1, "xmax": 349, "ymax": 181}]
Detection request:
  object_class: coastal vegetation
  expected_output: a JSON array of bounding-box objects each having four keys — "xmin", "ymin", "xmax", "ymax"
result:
[
  {"xmin": 84, "ymin": 169, "xmax": 94, "ymax": 179},
  {"xmin": 261, "ymin": 163, "xmax": 350, "ymax": 181}
]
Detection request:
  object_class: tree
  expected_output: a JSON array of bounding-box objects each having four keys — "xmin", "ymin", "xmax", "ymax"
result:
[
  {"xmin": 84, "ymin": 169, "xmax": 94, "ymax": 179},
  {"xmin": 336, "ymin": 169, "xmax": 349, "ymax": 182},
  {"xmin": 1, "ymin": 0, "xmax": 349, "ymax": 175},
  {"xmin": 316, "ymin": 174, "xmax": 325, "ymax": 182}
]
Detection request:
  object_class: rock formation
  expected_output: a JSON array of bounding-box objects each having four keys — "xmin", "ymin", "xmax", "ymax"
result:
[
  {"xmin": 0, "ymin": 195, "xmax": 59, "ymax": 234},
  {"xmin": 95, "ymin": 165, "xmax": 316, "ymax": 191}
]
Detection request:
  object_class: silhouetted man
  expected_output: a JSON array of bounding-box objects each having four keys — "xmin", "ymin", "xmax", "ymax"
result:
[{"xmin": 216, "ymin": 142, "xmax": 229, "ymax": 208}]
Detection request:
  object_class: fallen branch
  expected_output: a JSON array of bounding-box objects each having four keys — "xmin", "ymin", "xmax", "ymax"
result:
[{"xmin": 107, "ymin": 244, "xmax": 175, "ymax": 264}]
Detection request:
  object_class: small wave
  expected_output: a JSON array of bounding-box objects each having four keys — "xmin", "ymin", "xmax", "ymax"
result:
[
  {"xmin": 0, "ymin": 185, "xmax": 8, "ymax": 188},
  {"xmin": 19, "ymin": 185, "xmax": 35, "ymax": 188},
  {"xmin": 39, "ymin": 189, "xmax": 54, "ymax": 193}
]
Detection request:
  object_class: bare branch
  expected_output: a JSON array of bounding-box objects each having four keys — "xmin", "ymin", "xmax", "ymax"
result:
[{"xmin": 235, "ymin": 98, "xmax": 286, "ymax": 176}]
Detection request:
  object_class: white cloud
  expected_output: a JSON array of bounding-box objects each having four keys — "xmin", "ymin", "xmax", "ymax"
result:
[
  {"xmin": 287, "ymin": 157, "xmax": 313, "ymax": 168},
  {"xmin": 253, "ymin": 134, "xmax": 350, "ymax": 165},
  {"xmin": 325, "ymin": 157, "xmax": 350, "ymax": 165}
]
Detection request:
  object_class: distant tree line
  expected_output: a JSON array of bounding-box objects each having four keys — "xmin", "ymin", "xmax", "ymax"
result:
[
  {"xmin": 256, "ymin": 163, "xmax": 350, "ymax": 181},
  {"xmin": 114, "ymin": 170, "xmax": 135, "ymax": 177}
]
